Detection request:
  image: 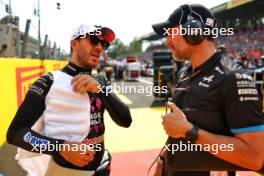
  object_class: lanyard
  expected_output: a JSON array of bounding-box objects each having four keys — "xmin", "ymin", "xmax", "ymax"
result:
[{"xmin": 175, "ymin": 69, "xmax": 201, "ymax": 88}]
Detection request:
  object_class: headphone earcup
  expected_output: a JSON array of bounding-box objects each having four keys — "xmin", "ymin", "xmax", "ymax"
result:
[{"xmin": 182, "ymin": 19, "xmax": 206, "ymax": 45}]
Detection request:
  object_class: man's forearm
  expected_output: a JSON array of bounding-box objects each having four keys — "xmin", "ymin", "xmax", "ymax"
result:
[
  {"xmin": 101, "ymin": 92, "xmax": 132, "ymax": 127},
  {"xmin": 196, "ymin": 129, "xmax": 263, "ymax": 170},
  {"xmin": 7, "ymin": 127, "xmax": 64, "ymax": 156},
  {"xmin": 6, "ymin": 93, "xmax": 64, "ymax": 156}
]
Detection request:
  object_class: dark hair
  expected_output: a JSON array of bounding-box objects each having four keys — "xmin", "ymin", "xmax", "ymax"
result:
[{"xmin": 70, "ymin": 37, "xmax": 81, "ymax": 57}]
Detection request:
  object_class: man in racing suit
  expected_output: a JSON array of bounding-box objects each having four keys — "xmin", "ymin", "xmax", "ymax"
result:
[{"xmin": 7, "ymin": 24, "xmax": 132, "ymax": 176}]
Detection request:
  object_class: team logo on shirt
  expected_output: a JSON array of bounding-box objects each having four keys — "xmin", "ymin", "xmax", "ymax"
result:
[
  {"xmin": 203, "ymin": 75, "xmax": 214, "ymax": 83},
  {"xmin": 199, "ymin": 75, "xmax": 214, "ymax": 88},
  {"xmin": 90, "ymin": 97, "xmax": 102, "ymax": 112}
]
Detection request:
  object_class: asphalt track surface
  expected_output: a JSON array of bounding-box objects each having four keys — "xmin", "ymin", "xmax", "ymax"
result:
[{"xmin": 0, "ymin": 76, "xmax": 262, "ymax": 176}]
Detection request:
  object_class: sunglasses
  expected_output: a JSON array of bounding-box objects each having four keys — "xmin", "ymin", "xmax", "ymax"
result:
[{"xmin": 89, "ymin": 35, "xmax": 110, "ymax": 50}]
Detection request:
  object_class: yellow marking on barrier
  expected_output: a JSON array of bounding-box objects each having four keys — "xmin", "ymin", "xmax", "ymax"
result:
[
  {"xmin": 115, "ymin": 93, "xmax": 133, "ymax": 105},
  {"xmin": 21, "ymin": 68, "xmax": 44, "ymax": 78},
  {"xmin": 105, "ymin": 107, "xmax": 167, "ymax": 152}
]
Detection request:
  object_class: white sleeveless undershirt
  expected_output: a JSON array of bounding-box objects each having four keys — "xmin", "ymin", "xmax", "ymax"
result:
[{"xmin": 43, "ymin": 70, "xmax": 90, "ymax": 142}]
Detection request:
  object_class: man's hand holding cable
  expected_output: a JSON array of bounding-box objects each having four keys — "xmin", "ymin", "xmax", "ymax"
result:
[{"xmin": 161, "ymin": 102, "xmax": 193, "ymax": 138}]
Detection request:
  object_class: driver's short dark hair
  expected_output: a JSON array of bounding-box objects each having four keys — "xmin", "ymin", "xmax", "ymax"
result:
[{"xmin": 70, "ymin": 37, "xmax": 81, "ymax": 57}]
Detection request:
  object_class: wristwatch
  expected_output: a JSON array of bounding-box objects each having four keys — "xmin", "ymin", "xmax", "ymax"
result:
[{"xmin": 185, "ymin": 124, "xmax": 199, "ymax": 142}]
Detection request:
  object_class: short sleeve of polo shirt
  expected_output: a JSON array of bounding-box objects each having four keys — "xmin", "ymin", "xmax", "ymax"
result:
[{"xmin": 222, "ymin": 71, "xmax": 264, "ymax": 133}]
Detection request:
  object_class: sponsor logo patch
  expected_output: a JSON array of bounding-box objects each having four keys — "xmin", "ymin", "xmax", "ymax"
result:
[
  {"xmin": 23, "ymin": 132, "xmax": 49, "ymax": 145},
  {"xmin": 239, "ymin": 97, "xmax": 259, "ymax": 102},
  {"xmin": 28, "ymin": 85, "xmax": 44, "ymax": 96},
  {"xmin": 199, "ymin": 82, "xmax": 210, "ymax": 88},
  {"xmin": 215, "ymin": 66, "xmax": 224, "ymax": 75},
  {"xmin": 235, "ymin": 73, "xmax": 252, "ymax": 80},
  {"xmin": 236, "ymin": 81, "xmax": 256, "ymax": 88},
  {"xmin": 238, "ymin": 89, "xmax": 258, "ymax": 95},
  {"xmin": 82, "ymin": 135, "xmax": 104, "ymax": 145}
]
